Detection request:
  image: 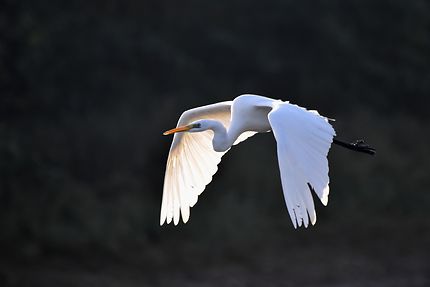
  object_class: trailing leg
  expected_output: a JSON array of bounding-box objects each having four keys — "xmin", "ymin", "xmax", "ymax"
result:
[{"xmin": 333, "ymin": 138, "xmax": 376, "ymax": 155}]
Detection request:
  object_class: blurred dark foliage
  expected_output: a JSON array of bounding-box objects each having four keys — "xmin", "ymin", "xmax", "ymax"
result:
[{"xmin": 1, "ymin": 0, "xmax": 430, "ymax": 286}]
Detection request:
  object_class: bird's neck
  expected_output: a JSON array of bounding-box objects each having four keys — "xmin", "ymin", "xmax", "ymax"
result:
[{"xmin": 206, "ymin": 120, "xmax": 239, "ymax": 152}]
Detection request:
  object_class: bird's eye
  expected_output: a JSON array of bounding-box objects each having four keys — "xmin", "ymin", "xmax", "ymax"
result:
[{"xmin": 193, "ymin": 123, "xmax": 201, "ymax": 128}]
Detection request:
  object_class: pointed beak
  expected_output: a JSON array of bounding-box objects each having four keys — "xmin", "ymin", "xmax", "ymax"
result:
[{"xmin": 163, "ymin": 125, "xmax": 192, "ymax": 135}]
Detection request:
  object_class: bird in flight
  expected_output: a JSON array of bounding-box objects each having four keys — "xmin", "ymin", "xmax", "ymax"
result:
[{"xmin": 160, "ymin": 94, "xmax": 375, "ymax": 228}]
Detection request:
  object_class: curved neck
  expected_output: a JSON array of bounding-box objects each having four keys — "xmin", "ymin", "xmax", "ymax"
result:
[{"xmin": 205, "ymin": 120, "xmax": 238, "ymax": 152}]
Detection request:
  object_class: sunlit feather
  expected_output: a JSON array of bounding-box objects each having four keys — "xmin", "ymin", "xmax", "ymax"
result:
[{"xmin": 160, "ymin": 94, "xmax": 336, "ymax": 227}]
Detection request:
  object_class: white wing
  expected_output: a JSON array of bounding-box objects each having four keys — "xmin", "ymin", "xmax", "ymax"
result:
[
  {"xmin": 160, "ymin": 101, "xmax": 256, "ymax": 225},
  {"xmin": 268, "ymin": 101, "xmax": 336, "ymax": 228}
]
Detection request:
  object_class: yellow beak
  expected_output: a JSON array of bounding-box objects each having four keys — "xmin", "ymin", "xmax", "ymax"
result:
[{"xmin": 163, "ymin": 125, "xmax": 192, "ymax": 135}]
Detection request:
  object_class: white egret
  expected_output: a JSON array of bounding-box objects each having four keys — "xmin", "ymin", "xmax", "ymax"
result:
[{"xmin": 160, "ymin": 94, "xmax": 375, "ymax": 228}]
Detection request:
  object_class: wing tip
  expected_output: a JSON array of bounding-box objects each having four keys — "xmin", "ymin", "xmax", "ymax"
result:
[
  {"xmin": 181, "ymin": 212, "xmax": 190, "ymax": 224},
  {"xmin": 160, "ymin": 217, "xmax": 166, "ymax": 226},
  {"xmin": 311, "ymin": 217, "xmax": 317, "ymax": 226},
  {"xmin": 161, "ymin": 212, "xmax": 190, "ymax": 226},
  {"xmin": 173, "ymin": 215, "xmax": 180, "ymax": 225},
  {"xmin": 292, "ymin": 216, "xmax": 317, "ymax": 229},
  {"xmin": 321, "ymin": 185, "xmax": 330, "ymax": 206}
]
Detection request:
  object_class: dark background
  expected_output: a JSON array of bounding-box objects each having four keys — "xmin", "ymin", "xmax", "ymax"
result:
[{"xmin": 1, "ymin": 0, "xmax": 429, "ymax": 286}]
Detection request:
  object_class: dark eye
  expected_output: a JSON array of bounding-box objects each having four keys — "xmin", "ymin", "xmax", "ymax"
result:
[{"xmin": 193, "ymin": 123, "xmax": 201, "ymax": 128}]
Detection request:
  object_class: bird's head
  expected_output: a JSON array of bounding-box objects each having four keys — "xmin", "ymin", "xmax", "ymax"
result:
[{"xmin": 163, "ymin": 120, "xmax": 208, "ymax": 135}]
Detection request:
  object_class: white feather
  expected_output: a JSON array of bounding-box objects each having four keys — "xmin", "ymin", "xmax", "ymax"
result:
[
  {"xmin": 268, "ymin": 101, "xmax": 335, "ymax": 227},
  {"xmin": 160, "ymin": 101, "xmax": 256, "ymax": 225},
  {"xmin": 160, "ymin": 94, "xmax": 336, "ymax": 228}
]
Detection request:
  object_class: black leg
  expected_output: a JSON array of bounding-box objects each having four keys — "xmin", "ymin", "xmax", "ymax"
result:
[{"xmin": 333, "ymin": 138, "xmax": 376, "ymax": 155}]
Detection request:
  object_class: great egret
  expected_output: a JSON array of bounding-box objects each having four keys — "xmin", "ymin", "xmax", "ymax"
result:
[{"xmin": 160, "ymin": 94, "xmax": 375, "ymax": 228}]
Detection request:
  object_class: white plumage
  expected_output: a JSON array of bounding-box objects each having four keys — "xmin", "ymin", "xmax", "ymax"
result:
[{"xmin": 160, "ymin": 94, "xmax": 336, "ymax": 228}]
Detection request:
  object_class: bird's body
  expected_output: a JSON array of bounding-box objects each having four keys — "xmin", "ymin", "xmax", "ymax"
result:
[
  {"xmin": 160, "ymin": 94, "xmax": 373, "ymax": 228},
  {"xmin": 228, "ymin": 95, "xmax": 273, "ymax": 135},
  {"xmin": 196, "ymin": 95, "xmax": 273, "ymax": 152}
]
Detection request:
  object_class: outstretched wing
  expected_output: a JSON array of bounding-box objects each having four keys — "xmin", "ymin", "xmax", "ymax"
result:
[
  {"xmin": 268, "ymin": 101, "xmax": 336, "ymax": 228},
  {"xmin": 160, "ymin": 101, "xmax": 256, "ymax": 225}
]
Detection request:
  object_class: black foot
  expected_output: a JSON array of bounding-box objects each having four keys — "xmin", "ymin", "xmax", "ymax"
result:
[
  {"xmin": 351, "ymin": 139, "xmax": 376, "ymax": 155},
  {"xmin": 333, "ymin": 138, "xmax": 376, "ymax": 155}
]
